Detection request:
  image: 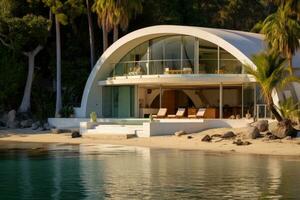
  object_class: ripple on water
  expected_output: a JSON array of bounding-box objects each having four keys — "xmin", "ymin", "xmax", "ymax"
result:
[{"xmin": 0, "ymin": 143, "xmax": 299, "ymax": 199}]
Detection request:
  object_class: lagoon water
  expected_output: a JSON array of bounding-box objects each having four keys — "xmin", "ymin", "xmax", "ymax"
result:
[{"xmin": 0, "ymin": 143, "xmax": 300, "ymax": 200}]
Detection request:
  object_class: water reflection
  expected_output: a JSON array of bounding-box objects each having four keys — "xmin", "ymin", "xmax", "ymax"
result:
[{"xmin": 0, "ymin": 143, "xmax": 300, "ymax": 200}]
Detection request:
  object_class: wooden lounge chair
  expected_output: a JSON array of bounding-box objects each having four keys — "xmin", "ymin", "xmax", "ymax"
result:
[
  {"xmin": 188, "ymin": 108, "xmax": 206, "ymax": 118},
  {"xmin": 168, "ymin": 108, "xmax": 186, "ymax": 118},
  {"xmin": 152, "ymin": 108, "xmax": 167, "ymax": 118}
]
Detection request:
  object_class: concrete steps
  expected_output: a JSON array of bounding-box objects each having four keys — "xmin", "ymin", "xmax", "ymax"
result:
[{"xmin": 82, "ymin": 124, "xmax": 144, "ymax": 139}]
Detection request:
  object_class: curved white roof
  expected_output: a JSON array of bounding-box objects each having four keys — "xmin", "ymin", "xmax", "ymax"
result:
[{"xmin": 77, "ymin": 25, "xmax": 300, "ymax": 117}]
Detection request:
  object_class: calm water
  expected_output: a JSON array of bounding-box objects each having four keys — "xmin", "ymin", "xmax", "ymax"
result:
[{"xmin": 0, "ymin": 143, "xmax": 300, "ymax": 200}]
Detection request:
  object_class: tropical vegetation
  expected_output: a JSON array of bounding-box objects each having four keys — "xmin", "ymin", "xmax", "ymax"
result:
[
  {"xmin": 0, "ymin": 0, "xmax": 299, "ymax": 122},
  {"xmin": 244, "ymin": 52, "xmax": 300, "ymax": 122}
]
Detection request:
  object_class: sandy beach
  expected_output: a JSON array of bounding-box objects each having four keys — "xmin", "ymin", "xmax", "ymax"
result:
[{"xmin": 0, "ymin": 128, "xmax": 300, "ymax": 157}]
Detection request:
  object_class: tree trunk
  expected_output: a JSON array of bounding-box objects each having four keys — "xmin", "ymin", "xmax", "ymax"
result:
[
  {"xmin": 86, "ymin": 0, "xmax": 95, "ymax": 70},
  {"xmin": 102, "ymin": 26, "xmax": 108, "ymax": 52},
  {"xmin": 18, "ymin": 46, "xmax": 43, "ymax": 113},
  {"xmin": 18, "ymin": 54, "xmax": 35, "ymax": 113},
  {"xmin": 113, "ymin": 25, "xmax": 119, "ymax": 43},
  {"xmin": 269, "ymin": 101, "xmax": 283, "ymax": 122},
  {"xmin": 55, "ymin": 15, "xmax": 62, "ymax": 117},
  {"xmin": 288, "ymin": 54, "xmax": 294, "ymax": 74}
]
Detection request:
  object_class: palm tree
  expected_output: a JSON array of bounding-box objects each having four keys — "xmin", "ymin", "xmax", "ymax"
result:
[
  {"xmin": 261, "ymin": 2, "xmax": 300, "ymax": 72},
  {"xmin": 86, "ymin": 0, "xmax": 95, "ymax": 69},
  {"xmin": 244, "ymin": 52, "xmax": 300, "ymax": 122},
  {"xmin": 113, "ymin": 0, "xmax": 142, "ymax": 42},
  {"xmin": 92, "ymin": 0, "xmax": 116, "ymax": 51}
]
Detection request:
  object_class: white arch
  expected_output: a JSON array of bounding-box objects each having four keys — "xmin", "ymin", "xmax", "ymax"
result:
[{"xmin": 76, "ymin": 25, "xmax": 265, "ymax": 117}]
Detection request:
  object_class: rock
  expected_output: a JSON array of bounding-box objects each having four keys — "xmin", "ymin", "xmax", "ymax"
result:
[
  {"xmin": 43, "ymin": 123, "xmax": 51, "ymax": 130},
  {"xmin": 71, "ymin": 131, "xmax": 81, "ymax": 138},
  {"xmin": 31, "ymin": 121, "xmax": 40, "ymax": 130},
  {"xmin": 201, "ymin": 135, "xmax": 211, "ymax": 142},
  {"xmin": 187, "ymin": 136, "xmax": 193, "ymax": 139},
  {"xmin": 265, "ymin": 132, "xmax": 272, "ymax": 136},
  {"xmin": 51, "ymin": 128, "xmax": 71, "ymax": 134},
  {"xmin": 20, "ymin": 119, "xmax": 33, "ymax": 128},
  {"xmin": 255, "ymin": 120, "xmax": 269, "ymax": 132},
  {"xmin": 229, "ymin": 115, "xmax": 235, "ymax": 119},
  {"xmin": 211, "ymin": 134, "xmax": 222, "ymax": 138},
  {"xmin": 297, "ymin": 132, "xmax": 300, "ymax": 138},
  {"xmin": 243, "ymin": 141, "xmax": 252, "ymax": 145},
  {"xmin": 7, "ymin": 121, "xmax": 19, "ymax": 129},
  {"xmin": 243, "ymin": 126, "xmax": 260, "ymax": 139},
  {"xmin": 272, "ymin": 119, "xmax": 297, "ymax": 139},
  {"xmin": 7, "ymin": 110, "xmax": 16, "ymax": 123},
  {"xmin": 221, "ymin": 131, "xmax": 236, "ymax": 139},
  {"xmin": 175, "ymin": 130, "xmax": 187, "ymax": 137},
  {"xmin": 233, "ymin": 139, "xmax": 244, "ymax": 145},
  {"xmin": 233, "ymin": 139, "xmax": 251, "ymax": 146},
  {"xmin": 268, "ymin": 134, "xmax": 279, "ymax": 140}
]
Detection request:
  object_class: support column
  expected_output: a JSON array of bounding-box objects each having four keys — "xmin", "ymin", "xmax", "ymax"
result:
[
  {"xmin": 146, "ymin": 41, "xmax": 150, "ymax": 75},
  {"xmin": 194, "ymin": 38, "xmax": 199, "ymax": 74},
  {"xmin": 254, "ymin": 83, "xmax": 257, "ymax": 119},
  {"xmin": 217, "ymin": 46, "xmax": 220, "ymax": 74},
  {"xmin": 159, "ymin": 86, "xmax": 162, "ymax": 108},
  {"xmin": 180, "ymin": 36, "xmax": 184, "ymax": 72},
  {"xmin": 134, "ymin": 85, "xmax": 139, "ymax": 118},
  {"xmin": 241, "ymin": 84, "xmax": 244, "ymax": 118},
  {"xmin": 219, "ymin": 83, "xmax": 223, "ymax": 119}
]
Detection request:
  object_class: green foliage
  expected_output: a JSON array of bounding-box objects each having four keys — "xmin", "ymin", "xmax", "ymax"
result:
[
  {"xmin": 279, "ymin": 97, "xmax": 300, "ymax": 121},
  {"xmin": 42, "ymin": 0, "xmax": 85, "ymax": 25},
  {"xmin": 0, "ymin": 14, "xmax": 50, "ymax": 52},
  {"xmin": 90, "ymin": 112, "xmax": 97, "ymax": 122},
  {"xmin": 244, "ymin": 51, "xmax": 300, "ymax": 121},
  {"xmin": 59, "ymin": 105, "xmax": 74, "ymax": 118},
  {"xmin": 261, "ymin": 2, "xmax": 300, "ymax": 64}
]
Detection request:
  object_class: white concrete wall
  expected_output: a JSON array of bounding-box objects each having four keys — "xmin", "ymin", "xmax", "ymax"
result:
[
  {"xmin": 141, "ymin": 119, "xmax": 253, "ymax": 137},
  {"xmin": 48, "ymin": 118, "xmax": 90, "ymax": 128}
]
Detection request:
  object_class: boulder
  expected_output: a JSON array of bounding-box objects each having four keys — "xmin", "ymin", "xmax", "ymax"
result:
[
  {"xmin": 175, "ymin": 130, "xmax": 187, "ymax": 137},
  {"xmin": 20, "ymin": 119, "xmax": 33, "ymax": 128},
  {"xmin": 7, "ymin": 110, "xmax": 16, "ymax": 123},
  {"xmin": 243, "ymin": 126, "xmax": 260, "ymax": 139},
  {"xmin": 43, "ymin": 123, "xmax": 51, "ymax": 130},
  {"xmin": 255, "ymin": 120, "xmax": 269, "ymax": 132},
  {"xmin": 233, "ymin": 139, "xmax": 251, "ymax": 146},
  {"xmin": 187, "ymin": 136, "xmax": 193, "ymax": 139},
  {"xmin": 31, "ymin": 121, "xmax": 40, "ymax": 130},
  {"xmin": 71, "ymin": 131, "xmax": 81, "ymax": 138},
  {"xmin": 221, "ymin": 131, "xmax": 236, "ymax": 139},
  {"xmin": 211, "ymin": 134, "xmax": 222, "ymax": 138},
  {"xmin": 201, "ymin": 135, "xmax": 211, "ymax": 142},
  {"xmin": 272, "ymin": 119, "xmax": 297, "ymax": 139},
  {"xmin": 233, "ymin": 139, "xmax": 244, "ymax": 145},
  {"xmin": 7, "ymin": 121, "xmax": 19, "ymax": 129}
]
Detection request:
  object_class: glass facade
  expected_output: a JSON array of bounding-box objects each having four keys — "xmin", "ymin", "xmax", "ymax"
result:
[
  {"xmin": 111, "ymin": 35, "xmax": 243, "ymax": 77},
  {"xmin": 102, "ymin": 86, "xmax": 135, "ymax": 118}
]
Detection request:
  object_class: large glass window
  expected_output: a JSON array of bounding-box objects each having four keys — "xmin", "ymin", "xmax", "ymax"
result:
[
  {"xmin": 220, "ymin": 48, "xmax": 243, "ymax": 74},
  {"xmin": 198, "ymin": 40, "xmax": 218, "ymax": 74},
  {"xmin": 102, "ymin": 86, "xmax": 135, "ymax": 118},
  {"xmin": 111, "ymin": 35, "xmax": 245, "ymax": 77}
]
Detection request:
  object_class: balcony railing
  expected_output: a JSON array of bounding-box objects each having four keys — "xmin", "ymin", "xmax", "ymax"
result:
[{"xmin": 110, "ymin": 59, "xmax": 243, "ymax": 77}]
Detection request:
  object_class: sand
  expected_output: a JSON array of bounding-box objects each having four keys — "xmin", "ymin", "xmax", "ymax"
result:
[{"xmin": 1, "ymin": 128, "xmax": 300, "ymax": 157}]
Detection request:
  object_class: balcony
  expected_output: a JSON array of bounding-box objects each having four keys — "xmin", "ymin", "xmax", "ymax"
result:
[{"xmin": 110, "ymin": 58, "xmax": 244, "ymax": 79}]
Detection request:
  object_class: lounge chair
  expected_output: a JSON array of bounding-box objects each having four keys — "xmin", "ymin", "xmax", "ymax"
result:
[
  {"xmin": 188, "ymin": 108, "xmax": 206, "ymax": 118},
  {"xmin": 152, "ymin": 108, "xmax": 167, "ymax": 118},
  {"xmin": 168, "ymin": 108, "xmax": 186, "ymax": 118}
]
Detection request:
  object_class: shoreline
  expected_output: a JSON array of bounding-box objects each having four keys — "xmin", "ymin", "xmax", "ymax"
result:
[{"xmin": 1, "ymin": 128, "xmax": 300, "ymax": 158}]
